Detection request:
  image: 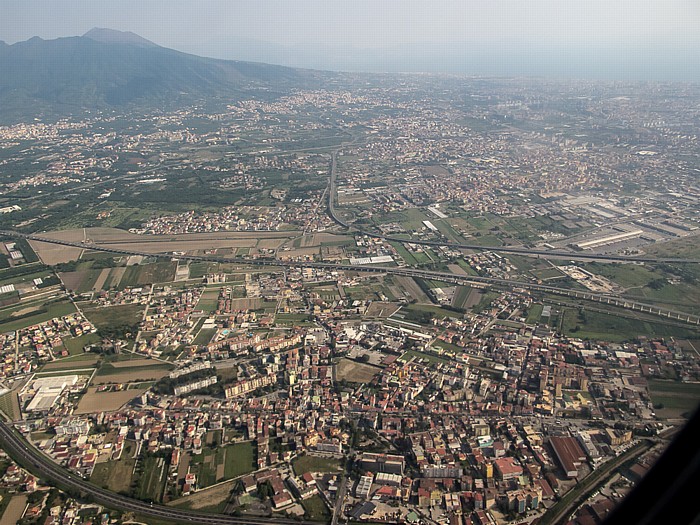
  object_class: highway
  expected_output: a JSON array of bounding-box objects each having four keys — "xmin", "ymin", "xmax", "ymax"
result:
[
  {"xmin": 326, "ymin": 152, "xmax": 700, "ymax": 265},
  {"xmin": 0, "ymin": 420, "xmax": 321, "ymax": 525},
  {"xmin": 2, "ymin": 229, "xmax": 698, "ymax": 325}
]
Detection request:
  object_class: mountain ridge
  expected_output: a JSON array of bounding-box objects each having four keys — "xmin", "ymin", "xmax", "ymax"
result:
[{"xmin": 0, "ymin": 29, "xmax": 324, "ymax": 122}]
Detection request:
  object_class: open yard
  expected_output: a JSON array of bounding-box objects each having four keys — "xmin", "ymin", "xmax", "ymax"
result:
[
  {"xmin": 30, "ymin": 239, "xmax": 83, "ymax": 265},
  {"xmin": 292, "ymin": 455, "xmax": 341, "ymax": 475},
  {"xmin": 168, "ymin": 480, "xmax": 234, "ymax": 512},
  {"xmin": 301, "ymin": 494, "xmax": 330, "ymax": 522},
  {"xmin": 75, "ymin": 386, "xmax": 149, "ymax": 414},
  {"xmin": 63, "ymin": 332, "xmax": 101, "ymax": 355},
  {"xmin": 336, "ymin": 358, "xmax": 381, "ymax": 383},
  {"xmin": 0, "ymin": 495, "xmax": 27, "ymax": 525}
]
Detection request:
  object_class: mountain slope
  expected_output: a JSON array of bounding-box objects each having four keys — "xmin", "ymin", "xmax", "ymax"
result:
[{"xmin": 0, "ymin": 29, "xmax": 318, "ymax": 121}]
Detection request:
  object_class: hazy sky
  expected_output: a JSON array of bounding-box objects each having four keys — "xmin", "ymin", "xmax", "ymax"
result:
[{"xmin": 2, "ymin": 0, "xmax": 699, "ymax": 78}]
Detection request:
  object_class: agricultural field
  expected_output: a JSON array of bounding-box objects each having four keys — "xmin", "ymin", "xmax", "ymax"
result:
[
  {"xmin": 92, "ymin": 361, "xmax": 172, "ymax": 385},
  {"xmin": 193, "ymin": 328, "xmax": 217, "ymax": 346},
  {"xmin": 196, "ymin": 289, "xmax": 220, "ymax": 313},
  {"xmin": 189, "ymin": 441, "xmax": 256, "ymax": 489},
  {"xmin": 137, "ymin": 456, "xmax": 167, "ymax": 503},
  {"xmin": 275, "ymin": 313, "xmax": 313, "ymax": 326},
  {"xmin": 0, "ymin": 391, "xmax": 20, "ymax": 420},
  {"xmin": 230, "ymin": 298, "xmax": 265, "ymax": 310},
  {"xmin": 393, "ymin": 275, "xmax": 430, "ymax": 303},
  {"xmin": 119, "ymin": 262, "xmax": 177, "ymax": 288},
  {"xmin": 29, "ymin": 239, "xmax": 83, "ymax": 265},
  {"xmin": 82, "ymin": 304, "xmax": 145, "ymax": 331},
  {"xmin": 59, "ymin": 269, "xmax": 102, "ymax": 293},
  {"xmin": 364, "ymin": 302, "xmax": 401, "ymax": 318},
  {"xmin": 40, "ymin": 353, "xmax": 100, "ymax": 370},
  {"xmin": 336, "ymin": 358, "xmax": 381, "ymax": 384},
  {"xmin": 648, "ymin": 380, "xmax": 700, "ymax": 419},
  {"xmin": 0, "ymin": 300, "xmax": 76, "ymax": 332},
  {"xmin": 389, "ymin": 241, "xmax": 419, "ymax": 266},
  {"xmin": 451, "ymin": 285, "xmax": 473, "ymax": 310}
]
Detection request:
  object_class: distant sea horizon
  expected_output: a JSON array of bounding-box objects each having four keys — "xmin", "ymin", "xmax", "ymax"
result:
[{"xmin": 188, "ymin": 41, "xmax": 700, "ymax": 82}]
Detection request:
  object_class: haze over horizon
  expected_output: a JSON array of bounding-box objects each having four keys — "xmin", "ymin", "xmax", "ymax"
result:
[{"xmin": 2, "ymin": 0, "xmax": 699, "ymax": 81}]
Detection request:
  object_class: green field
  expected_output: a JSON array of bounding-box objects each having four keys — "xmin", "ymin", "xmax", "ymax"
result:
[
  {"xmin": 648, "ymin": 380, "xmax": 700, "ymax": 419},
  {"xmin": 275, "ymin": 313, "xmax": 313, "ymax": 326},
  {"xmin": 388, "ymin": 241, "xmax": 417, "ymax": 265},
  {"xmin": 452, "ymin": 285, "xmax": 472, "ymax": 310},
  {"xmin": 583, "ymin": 262, "xmax": 658, "ymax": 289},
  {"xmin": 91, "ymin": 456, "xmax": 137, "ymax": 494},
  {"xmin": 292, "ymin": 455, "xmax": 341, "ymax": 475},
  {"xmin": 0, "ymin": 268, "xmax": 53, "ymax": 287},
  {"xmin": 454, "ymin": 259, "xmax": 479, "ymax": 276},
  {"xmin": 301, "ymin": 494, "xmax": 330, "ymax": 522},
  {"xmin": 526, "ymin": 304, "xmax": 544, "ymax": 324},
  {"xmin": 40, "ymin": 353, "xmax": 100, "ymax": 371},
  {"xmin": 560, "ymin": 308, "xmax": 700, "ymax": 342},
  {"xmin": 190, "ymin": 441, "xmax": 255, "ymax": 489},
  {"xmin": 400, "ymin": 349, "xmax": 450, "ymax": 365},
  {"xmin": 119, "ymin": 262, "xmax": 177, "ymax": 288},
  {"xmin": 530, "ymin": 267, "xmax": 566, "ymax": 281},
  {"xmin": 0, "ymin": 391, "xmax": 19, "ymax": 420},
  {"xmin": 63, "ymin": 332, "xmax": 101, "ymax": 355},
  {"xmin": 196, "ymin": 290, "xmax": 220, "ymax": 313},
  {"xmin": 472, "ymin": 291, "xmax": 500, "ymax": 313},
  {"xmin": 379, "ymin": 208, "xmax": 431, "ymax": 232},
  {"xmin": 0, "ymin": 300, "xmax": 76, "ymax": 332},
  {"xmin": 82, "ymin": 304, "xmax": 144, "ymax": 331},
  {"xmin": 193, "ymin": 328, "xmax": 217, "ymax": 346},
  {"xmin": 188, "ymin": 262, "xmax": 221, "ymax": 279},
  {"xmin": 96, "ymin": 362, "xmax": 172, "ymax": 376},
  {"xmin": 223, "ymin": 441, "xmax": 256, "ymax": 479},
  {"xmin": 137, "ymin": 456, "xmax": 167, "ymax": 503},
  {"xmin": 433, "ymin": 218, "xmax": 464, "ymax": 243}
]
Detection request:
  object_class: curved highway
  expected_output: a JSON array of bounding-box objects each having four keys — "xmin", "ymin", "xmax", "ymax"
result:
[{"xmin": 0, "ymin": 420, "xmax": 319, "ymax": 525}]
